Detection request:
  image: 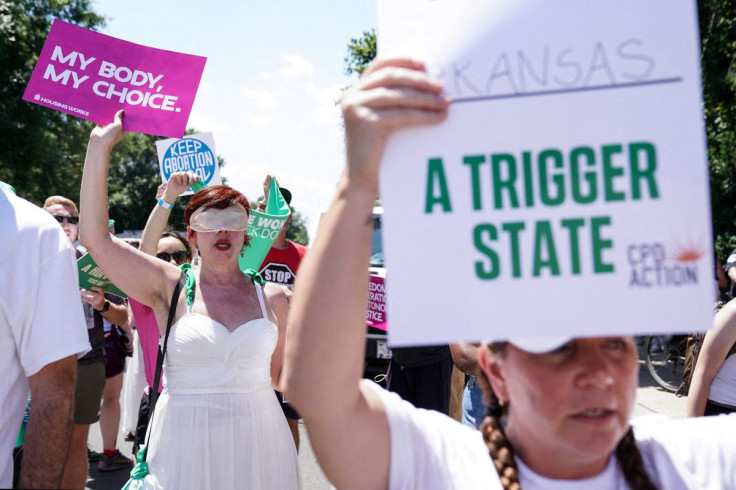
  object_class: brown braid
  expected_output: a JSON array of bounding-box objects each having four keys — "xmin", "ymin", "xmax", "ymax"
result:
[
  {"xmin": 480, "ymin": 394, "xmax": 521, "ymax": 490},
  {"xmin": 615, "ymin": 427, "xmax": 657, "ymax": 490},
  {"xmin": 479, "ymin": 342, "xmax": 658, "ymax": 490},
  {"xmin": 477, "ymin": 348, "xmax": 521, "ymax": 490}
]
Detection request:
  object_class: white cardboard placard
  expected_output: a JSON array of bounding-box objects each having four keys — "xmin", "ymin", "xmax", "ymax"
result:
[{"xmin": 377, "ymin": 0, "xmax": 713, "ymax": 346}]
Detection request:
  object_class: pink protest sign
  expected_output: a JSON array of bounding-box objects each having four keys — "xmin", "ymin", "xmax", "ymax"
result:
[
  {"xmin": 22, "ymin": 19, "xmax": 206, "ymax": 138},
  {"xmin": 366, "ymin": 274, "xmax": 388, "ymax": 331}
]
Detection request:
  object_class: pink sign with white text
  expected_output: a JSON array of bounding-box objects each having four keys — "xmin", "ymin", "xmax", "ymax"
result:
[
  {"xmin": 22, "ymin": 19, "xmax": 206, "ymax": 138},
  {"xmin": 366, "ymin": 273, "xmax": 388, "ymax": 331}
]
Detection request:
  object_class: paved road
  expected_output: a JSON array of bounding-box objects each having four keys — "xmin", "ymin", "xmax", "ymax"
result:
[{"xmin": 85, "ymin": 357, "xmax": 687, "ymax": 490}]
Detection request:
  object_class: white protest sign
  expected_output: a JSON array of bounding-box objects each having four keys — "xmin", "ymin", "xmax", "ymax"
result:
[
  {"xmin": 155, "ymin": 132, "xmax": 222, "ymax": 195},
  {"xmin": 378, "ymin": 0, "xmax": 713, "ymax": 346}
]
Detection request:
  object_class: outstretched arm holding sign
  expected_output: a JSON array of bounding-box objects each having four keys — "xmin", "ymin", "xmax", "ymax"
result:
[
  {"xmin": 283, "ymin": 58, "xmax": 449, "ymax": 490},
  {"xmin": 139, "ymin": 172, "xmax": 199, "ymax": 257},
  {"xmin": 79, "ymin": 110, "xmax": 184, "ymax": 334}
]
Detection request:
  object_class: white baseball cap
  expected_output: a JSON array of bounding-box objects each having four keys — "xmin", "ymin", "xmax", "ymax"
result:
[{"xmin": 508, "ymin": 336, "xmax": 573, "ymax": 354}]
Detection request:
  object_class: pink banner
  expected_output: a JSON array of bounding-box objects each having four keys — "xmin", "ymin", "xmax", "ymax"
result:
[
  {"xmin": 22, "ymin": 19, "xmax": 206, "ymax": 138},
  {"xmin": 366, "ymin": 274, "xmax": 388, "ymax": 331}
]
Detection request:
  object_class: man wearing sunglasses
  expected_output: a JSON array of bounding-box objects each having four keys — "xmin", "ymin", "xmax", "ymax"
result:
[{"xmin": 42, "ymin": 196, "xmax": 129, "ymax": 487}]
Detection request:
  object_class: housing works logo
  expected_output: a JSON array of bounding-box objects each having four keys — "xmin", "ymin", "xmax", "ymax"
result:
[
  {"xmin": 627, "ymin": 240, "xmax": 704, "ymax": 288},
  {"xmin": 33, "ymin": 93, "xmax": 90, "ymax": 116}
]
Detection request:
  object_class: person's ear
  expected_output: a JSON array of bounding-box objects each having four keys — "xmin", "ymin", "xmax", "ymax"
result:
[
  {"xmin": 187, "ymin": 227, "xmax": 197, "ymax": 248},
  {"xmin": 478, "ymin": 345, "xmax": 509, "ymax": 403}
]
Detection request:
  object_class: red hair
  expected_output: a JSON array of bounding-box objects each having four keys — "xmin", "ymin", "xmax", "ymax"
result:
[{"xmin": 184, "ymin": 185, "xmax": 251, "ymax": 246}]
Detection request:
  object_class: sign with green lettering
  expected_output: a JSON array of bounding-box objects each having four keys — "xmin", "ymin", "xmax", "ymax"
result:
[
  {"xmin": 378, "ymin": 0, "xmax": 713, "ymax": 345},
  {"xmin": 78, "ymin": 253, "xmax": 127, "ymax": 298},
  {"xmin": 238, "ymin": 177, "xmax": 291, "ymax": 272}
]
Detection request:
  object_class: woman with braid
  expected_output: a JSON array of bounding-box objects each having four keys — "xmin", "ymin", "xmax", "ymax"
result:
[{"xmin": 283, "ymin": 58, "xmax": 736, "ymax": 489}]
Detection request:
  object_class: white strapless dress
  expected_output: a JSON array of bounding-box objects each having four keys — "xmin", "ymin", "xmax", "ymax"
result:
[{"xmin": 142, "ymin": 296, "xmax": 301, "ymax": 489}]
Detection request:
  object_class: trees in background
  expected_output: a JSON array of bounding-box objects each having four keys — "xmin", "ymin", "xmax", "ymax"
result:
[
  {"xmin": 0, "ymin": 1, "xmax": 228, "ymax": 233},
  {"xmin": 344, "ymin": 29, "xmax": 376, "ymax": 77},
  {"xmin": 286, "ymin": 210, "xmax": 309, "ymax": 245},
  {"xmin": 0, "ymin": 0, "xmax": 103, "ymax": 205},
  {"xmin": 700, "ymin": 0, "xmax": 736, "ymax": 260}
]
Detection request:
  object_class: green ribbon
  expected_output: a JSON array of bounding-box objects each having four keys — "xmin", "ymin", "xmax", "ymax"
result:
[
  {"xmin": 121, "ymin": 445, "xmax": 150, "ymax": 490},
  {"xmin": 244, "ymin": 269, "xmax": 266, "ymax": 286},
  {"xmin": 180, "ymin": 263, "xmax": 196, "ymax": 306}
]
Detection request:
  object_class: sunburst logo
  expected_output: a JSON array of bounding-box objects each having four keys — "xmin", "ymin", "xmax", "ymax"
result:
[{"xmin": 669, "ymin": 240, "xmax": 705, "ymax": 263}]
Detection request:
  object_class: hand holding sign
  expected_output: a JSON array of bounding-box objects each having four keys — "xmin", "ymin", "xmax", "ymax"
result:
[
  {"xmin": 163, "ymin": 171, "xmax": 200, "ymax": 203},
  {"xmin": 239, "ymin": 176, "xmax": 291, "ymax": 272},
  {"xmin": 89, "ymin": 109, "xmax": 125, "ymax": 150},
  {"xmin": 80, "ymin": 286, "xmax": 106, "ymax": 311},
  {"xmin": 342, "ymin": 59, "xmax": 449, "ymax": 194},
  {"xmin": 256, "ymin": 174, "xmax": 279, "ymax": 211},
  {"xmin": 155, "ymin": 133, "xmax": 221, "ymax": 193}
]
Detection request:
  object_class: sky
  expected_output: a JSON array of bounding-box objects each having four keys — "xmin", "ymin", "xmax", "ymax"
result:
[{"xmin": 92, "ymin": 0, "xmax": 377, "ymax": 241}]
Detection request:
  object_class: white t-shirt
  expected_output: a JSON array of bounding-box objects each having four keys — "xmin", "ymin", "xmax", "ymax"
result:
[
  {"xmin": 365, "ymin": 380, "xmax": 736, "ymax": 490},
  {"xmin": 709, "ymin": 353, "xmax": 736, "ymax": 407},
  {"xmin": 0, "ymin": 190, "xmax": 90, "ymax": 487}
]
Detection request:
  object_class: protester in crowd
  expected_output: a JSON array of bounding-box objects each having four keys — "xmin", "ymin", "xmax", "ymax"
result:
[
  {"xmin": 259, "ymin": 184, "xmax": 308, "ymax": 450},
  {"xmin": 84, "ymin": 215, "xmax": 134, "ymax": 472},
  {"xmin": 95, "ymin": 298, "xmax": 134, "ymax": 472},
  {"xmin": 43, "ymin": 195, "xmax": 129, "ymax": 488},
  {"xmin": 688, "ymin": 300, "xmax": 736, "ymax": 416},
  {"xmin": 0, "ymin": 186, "xmax": 90, "ymax": 488},
  {"xmin": 79, "ymin": 113, "xmax": 301, "ymax": 489},
  {"xmin": 118, "ymin": 237, "xmax": 147, "ymax": 444},
  {"xmin": 450, "ymin": 343, "xmax": 486, "ymax": 429},
  {"xmin": 128, "ymin": 173, "xmax": 194, "ymax": 456},
  {"xmin": 724, "ymin": 250, "xmax": 736, "ymax": 298},
  {"xmin": 716, "ymin": 258, "xmax": 730, "ymax": 301},
  {"xmin": 386, "ymin": 344, "xmax": 453, "ymax": 414},
  {"xmin": 283, "ymin": 58, "xmax": 736, "ymax": 489}
]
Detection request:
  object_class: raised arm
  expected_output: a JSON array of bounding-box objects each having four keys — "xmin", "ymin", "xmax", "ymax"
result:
[
  {"xmin": 139, "ymin": 172, "xmax": 198, "ymax": 256},
  {"xmin": 687, "ymin": 302, "xmax": 736, "ymax": 416},
  {"xmin": 79, "ymin": 111, "xmax": 181, "ymax": 315},
  {"xmin": 284, "ymin": 59, "xmax": 449, "ymax": 489}
]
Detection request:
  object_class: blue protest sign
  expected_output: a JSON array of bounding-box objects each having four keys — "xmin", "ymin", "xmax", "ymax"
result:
[{"xmin": 155, "ymin": 132, "xmax": 221, "ymax": 195}]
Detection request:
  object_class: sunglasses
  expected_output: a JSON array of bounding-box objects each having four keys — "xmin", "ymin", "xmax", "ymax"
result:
[
  {"xmin": 157, "ymin": 250, "xmax": 190, "ymax": 264},
  {"xmin": 52, "ymin": 215, "xmax": 79, "ymax": 225}
]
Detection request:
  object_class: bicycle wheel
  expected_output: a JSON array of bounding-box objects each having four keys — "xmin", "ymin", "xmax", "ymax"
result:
[{"xmin": 645, "ymin": 335, "xmax": 687, "ymax": 392}]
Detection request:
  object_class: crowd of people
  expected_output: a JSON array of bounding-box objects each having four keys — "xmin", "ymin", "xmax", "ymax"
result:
[{"xmin": 2, "ymin": 57, "xmax": 736, "ymax": 490}]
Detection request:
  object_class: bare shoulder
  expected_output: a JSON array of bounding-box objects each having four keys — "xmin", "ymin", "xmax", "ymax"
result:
[
  {"xmin": 262, "ymin": 282, "xmax": 289, "ymax": 313},
  {"xmin": 262, "ymin": 282, "xmax": 288, "ymax": 301},
  {"xmin": 713, "ymin": 301, "xmax": 736, "ymax": 337}
]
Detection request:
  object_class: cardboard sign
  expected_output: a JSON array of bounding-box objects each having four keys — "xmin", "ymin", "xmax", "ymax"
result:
[
  {"xmin": 155, "ymin": 133, "xmax": 222, "ymax": 195},
  {"xmin": 377, "ymin": 0, "xmax": 713, "ymax": 345},
  {"xmin": 239, "ymin": 178, "xmax": 291, "ymax": 272},
  {"xmin": 23, "ymin": 19, "xmax": 206, "ymax": 138},
  {"xmin": 367, "ymin": 270, "xmax": 388, "ymax": 331},
  {"xmin": 78, "ymin": 253, "xmax": 126, "ymax": 298}
]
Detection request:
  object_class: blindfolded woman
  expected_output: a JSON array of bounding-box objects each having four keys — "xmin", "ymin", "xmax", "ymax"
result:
[{"xmin": 79, "ymin": 114, "xmax": 301, "ymax": 489}]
